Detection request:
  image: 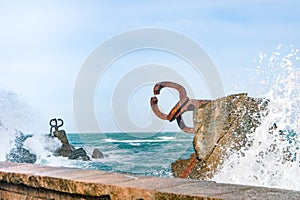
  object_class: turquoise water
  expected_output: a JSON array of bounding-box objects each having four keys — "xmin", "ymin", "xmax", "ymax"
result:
[{"xmin": 66, "ymin": 132, "xmax": 194, "ymax": 177}]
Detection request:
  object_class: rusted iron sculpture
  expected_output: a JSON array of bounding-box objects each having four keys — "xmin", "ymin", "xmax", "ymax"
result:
[
  {"xmin": 151, "ymin": 82, "xmax": 270, "ymax": 179},
  {"xmin": 150, "ymin": 81, "xmax": 211, "ymax": 133},
  {"xmin": 49, "ymin": 118, "xmax": 64, "ymax": 136}
]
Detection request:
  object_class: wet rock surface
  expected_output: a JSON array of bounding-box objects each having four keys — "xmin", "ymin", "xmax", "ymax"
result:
[
  {"xmin": 92, "ymin": 148, "xmax": 104, "ymax": 159},
  {"xmin": 171, "ymin": 93, "xmax": 269, "ymax": 179},
  {"xmin": 68, "ymin": 147, "xmax": 90, "ymax": 161},
  {"xmin": 53, "ymin": 130, "xmax": 91, "ymax": 161},
  {"xmin": 5, "ymin": 128, "xmax": 101, "ymax": 163},
  {"xmin": 6, "ymin": 131, "xmax": 37, "ymax": 164},
  {"xmin": 53, "ymin": 130, "xmax": 74, "ymax": 157},
  {"xmin": 6, "ymin": 147, "xmax": 37, "ymax": 164}
]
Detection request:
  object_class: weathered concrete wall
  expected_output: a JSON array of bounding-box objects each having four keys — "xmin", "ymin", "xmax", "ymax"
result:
[{"xmin": 0, "ymin": 162, "xmax": 299, "ymax": 200}]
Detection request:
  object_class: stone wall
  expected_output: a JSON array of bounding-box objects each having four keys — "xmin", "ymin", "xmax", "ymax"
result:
[
  {"xmin": 0, "ymin": 181, "xmax": 109, "ymax": 200},
  {"xmin": 0, "ymin": 162, "xmax": 299, "ymax": 199}
]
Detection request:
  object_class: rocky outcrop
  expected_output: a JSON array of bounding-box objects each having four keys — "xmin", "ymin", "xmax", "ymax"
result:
[
  {"xmin": 6, "ymin": 131, "xmax": 37, "ymax": 164},
  {"xmin": 92, "ymin": 148, "xmax": 104, "ymax": 159},
  {"xmin": 53, "ymin": 130, "xmax": 74, "ymax": 157},
  {"xmin": 68, "ymin": 147, "xmax": 90, "ymax": 161},
  {"xmin": 171, "ymin": 93, "xmax": 269, "ymax": 179},
  {"xmin": 6, "ymin": 147, "xmax": 37, "ymax": 163},
  {"xmin": 53, "ymin": 130, "xmax": 93, "ymax": 161}
]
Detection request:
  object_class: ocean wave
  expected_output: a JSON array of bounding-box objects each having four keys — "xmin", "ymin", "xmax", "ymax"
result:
[
  {"xmin": 102, "ymin": 138, "xmax": 185, "ymax": 143},
  {"xmin": 212, "ymin": 46, "xmax": 300, "ymax": 191},
  {"xmin": 157, "ymin": 136, "xmax": 175, "ymax": 140}
]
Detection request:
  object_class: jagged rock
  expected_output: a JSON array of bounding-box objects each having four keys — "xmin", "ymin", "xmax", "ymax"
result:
[
  {"xmin": 92, "ymin": 148, "xmax": 104, "ymax": 159},
  {"xmin": 53, "ymin": 130, "xmax": 74, "ymax": 157},
  {"xmin": 14, "ymin": 130, "xmax": 31, "ymax": 148},
  {"xmin": 53, "ymin": 130, "xmax": 70, "ymax": 146},
  {"xmin": 68, "ymin": 148, "xmax": 90, "ymax": 161},
  {"xmin": 5, "ymin": 130, "xmax": 37, "ymax": 164},
  {"xmin": 171, "ymin": 93, "xmax": 269, "ymax": 179},
  {"xmin": 6, "ymin": 147, "xmax": 37, "ymax": 163},
  {"xmin": 52, "ymin": 130, "xmax": 94, "ymax": 161},
  {"xmin": 54, "ymin": 144, "xmax": 74, "ymax": 157}
]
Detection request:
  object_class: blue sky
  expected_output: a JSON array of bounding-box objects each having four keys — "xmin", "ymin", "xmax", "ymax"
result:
[{"xmin": 0, "ymin": 1, "xmax": 299, "ymax": 133}]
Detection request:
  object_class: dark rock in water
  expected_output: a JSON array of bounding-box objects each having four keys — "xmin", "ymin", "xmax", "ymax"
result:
[
  {"xmin": 14, "ymin": 130, "xmax": 31, "ymax": 148},
  {"xmin": 68, "ymin": 148, "xmax": 90, "ymax": 161},
  {"xmin": 54, "ymin": 144, "xmax": 74, "ymax": 157},
  {"xmin": 53, "ymin": 130, "xmax": 70, "ymax": 146},
  {"xmin": 53, "ymin": 129, "xmax": 92, "ymax": 161},
  {"xmin": 53, "ymin": 130, "xmax": 74, "ymax": 157},
  {"xmin": 5, "ymin": 129, "xmax": 36, "ymax": 164},
  {"xmin": 92, "ymin": 148, "xmax": 104, "ymax": 159},
  {"xmin": 6, "ymin": 147, "xmax": 37, "ymax": 164},
  {"xmin": 171, "ymin": 93, "xmax": 269, "ymax": 180}
]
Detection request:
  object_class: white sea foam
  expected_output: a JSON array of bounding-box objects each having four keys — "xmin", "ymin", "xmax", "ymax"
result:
[
  {"xmin": 212, "ymin": 46, "xmax": 300, "ymax": 191},
  {"xmin": 103, "ymin": 138, "xmax": 118, "ymax": 143},
  {"xmin": 23, "ymin": 134, "xmax": 61, "ymax": 163},
  {"xmin": 129, "ymin": 142, "xmax": 141, "ymax": 146},
  {"xmin": 157, "ymin": 136, "xmax": 175, "ymax": 140},
  {"xmin": 103, "ymin": 138, "xmax": 174, "ymax": 143},
  {"xmin": 0, "ymin": 124, "xmax": 17, "ymax": 161}
]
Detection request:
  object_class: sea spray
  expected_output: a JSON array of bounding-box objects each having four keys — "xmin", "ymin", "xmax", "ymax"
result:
[
  {"xmin": 0, "ymin": 122, "xmax": 18, "ymax": 161},
  {"xmin": 23, "ymin": 134, "xmax": 61, "ymax": 163},
  {"xmin": 212, "ymin": 46, "xmax": 300, "ymax": 191},
  {"xmin": 0, "ymin": 90, "xmax": 30, "ymax": 161},
  {"xmin": 0, "ymin": 89, "xmax": 36, "ymax": 132},
  {"xmin": 0, "ymin": 89, "xmax": 61, "ymax": 163}
]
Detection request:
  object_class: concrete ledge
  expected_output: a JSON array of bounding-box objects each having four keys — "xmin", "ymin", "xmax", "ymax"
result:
[{"xmin": 0, "ymin": 162, "xmax": 299, "ymax": 199}]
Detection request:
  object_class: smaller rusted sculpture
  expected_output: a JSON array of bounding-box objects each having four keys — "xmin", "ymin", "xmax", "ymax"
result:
[
  {"xmin": 49, "ymin": 118, "xmax": 94, "ymax": 161},
  {"xmin": 150, "ymin": 81, "xmax": 211, "ymax": 133},
  {"xmin": 49, "ymin": 118, "xmax": 64, "ymax": 136}
]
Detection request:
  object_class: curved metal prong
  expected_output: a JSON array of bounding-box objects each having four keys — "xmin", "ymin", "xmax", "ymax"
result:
[
  {"xmin": 151, "ymin": 81, "xmax": 212, "ymax": 133},
  {"xmin": 150, "ymin": 97, "xmax": 168, "ymax": 120},
  {"xmin": 153, "ymin": 81, "xmax": 187, "ymax": 100},
  {"xmin": 49, "ymin": 118, "xmax": 64, "ymax": 136},
  {"xmin": 50, "ymin": 118, "xmax": 57, "ymax": 127},
  {"xmin": 57, "ymin": 118, "xmax": 64, "ymax": 128},
  {"xmin": 152, "ymin": 81, "xmax": 188, "ymax": 121},
  {"xmin": 176, "ymin": 115, "xmax": 195, "ymax": 133},
  {"xmin": 174, "ymin": 100, "xmax": 211, "ymax": 133},
  {"xmin": 167, "ymin": 96, "xmax": 189, "ymax": 122}
]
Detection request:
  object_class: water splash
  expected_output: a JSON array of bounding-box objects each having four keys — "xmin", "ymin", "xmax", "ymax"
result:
[
  {"xmin": 0, "ymin": 89, "xmax": 36, "ymax": 131},
  {"xmin": 23, "ymin": 134, "xmax": 61, "ymax": 163},
  {"xmin": 212, "ymin": 46, "xmax": 300, "ymax": 191},
  {"xmin": 0, "ymin": 122, "xmax": 19, "ymax": 160},
  {"xmin": 0, "ymin": 89, "xmax": 61, "ymax": 163}
]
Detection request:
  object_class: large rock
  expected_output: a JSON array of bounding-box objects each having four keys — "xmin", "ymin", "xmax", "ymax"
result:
[
  {"xmin": 171, "ymin": 93, "xmax": 269, "ymax": 179},
  {"xmin": 6, "ymin": 147, "xmax": 37, "ymax": 163},
  {"xmin": 53, "ymin": 130, "xmax": 74, "ymax": 157},
  {"xmin": 92, "ymin": 148, "xmax": 104, "ymax": 159},
  {"xmin": 68, "ymin": 147, "xmax": 90, "ymax": 161},
  {"xmin": 53, "ymin": 130, "xmax": 91, "ymax": 161},
  {"xmin": 6, "ymin": 131, "xmax": 37, "ymax": 164}
]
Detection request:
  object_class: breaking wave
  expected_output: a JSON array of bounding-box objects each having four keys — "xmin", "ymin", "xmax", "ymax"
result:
[{"xmin": 212, "ymin": 46, "xmax": 300, "ymax": 191}]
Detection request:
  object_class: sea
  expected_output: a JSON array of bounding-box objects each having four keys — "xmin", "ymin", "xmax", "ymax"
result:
[
  {"xmin": 57, "ymin": 131, "xmax": 195, "ymax": 177},
  {"xmin": 0, "ymin": 128, "xmax": 195, "ymax": 178},
  {"xmin": 0, "ymin": 46, "xmax": 300, "ymax": 191}
]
